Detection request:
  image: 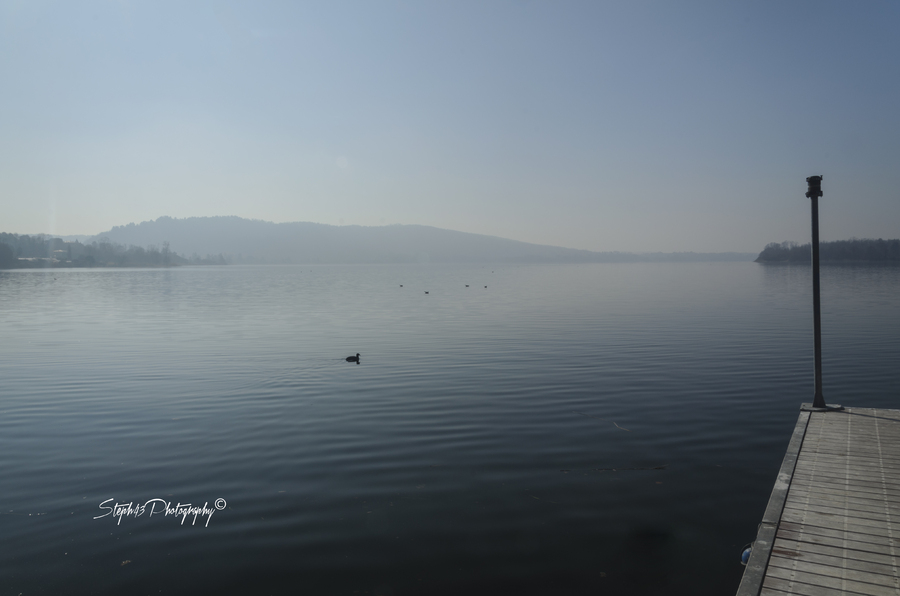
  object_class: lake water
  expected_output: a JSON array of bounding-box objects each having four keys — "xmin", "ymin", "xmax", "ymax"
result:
[{"xmin": 2, "ymin": 262, "xmax": 899, "ymax": 595}]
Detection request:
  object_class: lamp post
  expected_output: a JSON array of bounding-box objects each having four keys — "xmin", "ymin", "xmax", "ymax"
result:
[{"xmin": 806, "ymin": 176, "xmax": 826, "ymax": 409}]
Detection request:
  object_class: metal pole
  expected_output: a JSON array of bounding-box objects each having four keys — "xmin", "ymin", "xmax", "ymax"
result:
[{"xmin": 806, "ymin": 176, "xmax": 825, "ymax": 408}]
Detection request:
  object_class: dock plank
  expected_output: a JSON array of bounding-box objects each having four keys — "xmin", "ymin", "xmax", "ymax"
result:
[
  {"xmin": 772, "ymin": 536, "xmax": 897, "ymax": 567},
  {"xmin": 766, "ymin": 564, "xmax": 899, "ymax": 596},
  {"xmin": 737, "ymin": 407, "xmax": 900, "ymax": 595},
  {"xmin": 779, "ymin": 520, "xmax": 899, "ymax": 545},
  {"xmin": 768, "ymin": 550, "xmax": 899, "ymax": 584},
  {"xmin": 776, "ymin": 528, "xmax": 897, "ymax": 557}
]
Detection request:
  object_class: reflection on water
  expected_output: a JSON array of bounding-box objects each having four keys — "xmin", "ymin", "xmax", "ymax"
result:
[{"xmin": 1, "ymin": 262, "xmax": 898, "ymax": 595}]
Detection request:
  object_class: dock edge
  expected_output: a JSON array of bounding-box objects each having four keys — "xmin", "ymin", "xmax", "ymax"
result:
[{"xmin": 735, "ymin": 410, "xmax": 811, "ymax": 596}]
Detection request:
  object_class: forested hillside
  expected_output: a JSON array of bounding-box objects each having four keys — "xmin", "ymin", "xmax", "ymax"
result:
[
  {"xmin": 755, "ymin": 239, "xmax": 900, "ymax": 262},
  {"xmin": 0, "ymin": 233, "xmax": 224, "ymax": 268}
]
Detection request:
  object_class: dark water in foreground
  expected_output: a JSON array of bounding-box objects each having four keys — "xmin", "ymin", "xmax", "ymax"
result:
[{"xmin": 1, "ymin": 262, "xmax": 898, "ymax": 595}]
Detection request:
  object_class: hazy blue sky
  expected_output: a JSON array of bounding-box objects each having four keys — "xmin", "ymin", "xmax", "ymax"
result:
[{"xmin": 2, "ymin": 1, "xmax": 898, "ymax": 252}]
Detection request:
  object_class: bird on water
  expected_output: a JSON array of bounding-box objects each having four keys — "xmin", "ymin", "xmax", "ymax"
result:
[{"xmin": 346, "ymin": 353, "xmax": 360, "ymax": 363}]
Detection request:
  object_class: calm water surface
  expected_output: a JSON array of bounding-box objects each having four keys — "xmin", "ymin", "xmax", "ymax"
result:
[{"xmin": 2, "ymin": 262, "xmax": 899, "ymax": 595}]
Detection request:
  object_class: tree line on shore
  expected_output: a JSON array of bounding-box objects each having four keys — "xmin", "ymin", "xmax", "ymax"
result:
[
  {"xmin": 755, "ymin": 238, "xmax": 900, "ymax": 262},
  {"xmin": 0, "ymin": 233, "xmax": 227, "ymax": 269},
  {"xmin": 5, "ymin": 231, "xmax": 898, "ymax": 269}
]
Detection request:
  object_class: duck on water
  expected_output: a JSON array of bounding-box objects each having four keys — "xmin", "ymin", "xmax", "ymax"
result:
[{"xmin": 346, "ymin": 353, "xmax": 360, "ymax": 363}]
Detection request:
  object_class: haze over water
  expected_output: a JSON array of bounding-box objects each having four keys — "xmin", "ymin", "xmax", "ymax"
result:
[{"xmin": 2, "ymin": 261, "xmax": 899, "ymax": 595}]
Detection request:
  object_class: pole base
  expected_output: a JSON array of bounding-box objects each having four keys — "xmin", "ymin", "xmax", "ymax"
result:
[{"xmin": 801, "ymin": 402, "xmax": 845, "ymax": 412}]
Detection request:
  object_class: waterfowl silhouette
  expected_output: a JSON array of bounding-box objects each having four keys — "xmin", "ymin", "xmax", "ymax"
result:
[
  {"xmin": 425, "ymin": 291, "xmax": 429, "ymax": 294},
  {"xmin": 346, "ymin": 353, "xmax": 360, "ymax": 363}
]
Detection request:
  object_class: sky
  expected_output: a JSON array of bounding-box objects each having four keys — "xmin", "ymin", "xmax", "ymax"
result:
[{"xmin": 1, "ymin": 1, "xmax": 899, "ymax": 253}]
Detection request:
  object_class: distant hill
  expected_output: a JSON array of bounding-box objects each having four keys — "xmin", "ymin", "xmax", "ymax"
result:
[
  {"xmin": 89, "ymin": 216, "xmax": 754, "ymax": 264},
  {"xmin": 755, "ymin": 239, "xmax": 900, "ymax": 263}
]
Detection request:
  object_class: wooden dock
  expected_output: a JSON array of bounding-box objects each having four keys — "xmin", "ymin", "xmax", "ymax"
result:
[{"xmin": 738, "ymin": 406, "xmax": 900, "ymax": 596}]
